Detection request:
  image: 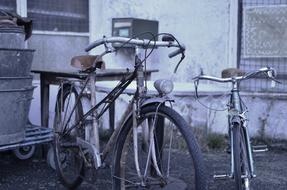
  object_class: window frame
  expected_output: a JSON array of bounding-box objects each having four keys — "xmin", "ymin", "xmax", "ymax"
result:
[{"xmin": 16, "ymin": 0, "xmax": 90, "ymax": 37}]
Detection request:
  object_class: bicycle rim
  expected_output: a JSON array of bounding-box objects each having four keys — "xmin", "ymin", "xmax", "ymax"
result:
[
  {"xmin": 53, "ymin": 86, "xmax": 85, "ymax": 189},
  {"xmin": 113, "ymin": 104, "xmax": 206, "ymax": 190},
  {"xmin": 233, "ymin": 123, "xmax": 250, "ymax": 190}
]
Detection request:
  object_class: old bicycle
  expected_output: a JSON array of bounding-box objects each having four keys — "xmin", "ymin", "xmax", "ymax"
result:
[
  {"xmin": 193, "ymin": 67, "xmax": 278, "ymax": 190},
  {"xmin": 53, "ymin": 34, "xmax": 207, "ymax": 189}
]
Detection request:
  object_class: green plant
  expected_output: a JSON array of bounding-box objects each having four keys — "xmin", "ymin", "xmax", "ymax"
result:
[{"xmin": 207, "ymin": 133, "xmax": 226, "ymax": 150}]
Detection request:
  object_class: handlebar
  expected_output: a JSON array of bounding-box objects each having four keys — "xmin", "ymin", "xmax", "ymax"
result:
[
  {"xmin": 194, "ymin": 67, "xmax": 278, "ymax": 83},
  {"xmin": 85, "ymin": 36, "xmax": 185, "ymax": 58},
  {"xmin": 168, "ymin": 45, "xmax": 185, "ymax": 58}
]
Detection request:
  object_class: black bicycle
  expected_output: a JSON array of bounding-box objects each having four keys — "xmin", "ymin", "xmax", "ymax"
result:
[{"xmin": 53, "ymin": 34, "xmax": 207, "ymax": 190}]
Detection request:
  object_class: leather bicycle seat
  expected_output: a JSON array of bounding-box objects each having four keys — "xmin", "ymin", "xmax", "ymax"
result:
[
  {"xmin": 71, "ymin": 55, "xmax": 105, "ymax": 71},
  {"xmin": 221, "ymin": 68, "xmax": 245, "ymax": 78}
]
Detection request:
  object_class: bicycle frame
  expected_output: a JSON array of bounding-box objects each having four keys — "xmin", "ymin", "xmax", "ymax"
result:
[
  {"xmin": 228, "ymin": 80, "xmax": 255, "ymax": 179},
  {"xmin": 194, "ymin": 67, "xmax": 277, "ymax": 190},
  {"xmin": 57, "ymin": 46, "xmax": 171, "ymax": 170}
]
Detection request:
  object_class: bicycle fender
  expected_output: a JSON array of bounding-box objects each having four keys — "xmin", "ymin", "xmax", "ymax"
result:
[
  {"xmin": 141, "ymin": 96, "xmax": 174, "ymax": 107},
  {"xmin": 116, "ymin": 97, "xmax": 174, "ymax": 133}
]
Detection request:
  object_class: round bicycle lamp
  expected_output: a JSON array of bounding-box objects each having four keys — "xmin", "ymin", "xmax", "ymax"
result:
[{"xmin": 154, "ymin": 79, "xmax": 174, "ymax": 95}]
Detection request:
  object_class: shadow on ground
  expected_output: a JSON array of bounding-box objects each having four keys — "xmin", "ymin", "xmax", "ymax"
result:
[{"xmin": 0, "ymin": 149, "xmax": 286, "ymax": 189}]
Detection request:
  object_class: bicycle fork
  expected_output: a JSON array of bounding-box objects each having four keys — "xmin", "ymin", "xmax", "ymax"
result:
[
  {"xmin": 230, "ymin": 89, "xmax": 255, "ymax": 179},
  {"xmin": 132, "ymin": 100, "xmax": 164, "ymax": 185},
  {"xmin": 214, "ymin": 85, "xmax": 256, "ymax": 182},
  {"xmin": 132, "ymin": 47, "xmax": 164, "ymax": 185}
]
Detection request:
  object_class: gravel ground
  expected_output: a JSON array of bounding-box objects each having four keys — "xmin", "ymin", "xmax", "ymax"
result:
[
  {"xmin": 0, "ymin": 149, "xmax": 286, "ymax": 189},
  {"xmin": 205, "ymin": 150, "xmax": 287, "ymax": 190}
]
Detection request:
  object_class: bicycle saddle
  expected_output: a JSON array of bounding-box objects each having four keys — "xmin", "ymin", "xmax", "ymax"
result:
[
  {"xmin": 71, "ymin": 55, "xmax": 105, "ymax": 71},
  {"xmin": 221, "ymin": 68, "xmax": 245, "ymax": 78}
]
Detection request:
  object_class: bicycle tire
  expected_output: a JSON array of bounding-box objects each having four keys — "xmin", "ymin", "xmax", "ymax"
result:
[
  {"xmin": 53, "ymin": 84, "xmax": 85, "ymax": 189},
  {"xmin": 233, "ymin": 122, "xmax": 250, "ymax": 190},
  {"xmin": 112, "ymin": 104, "xmax": 207, "ymax": 190}
]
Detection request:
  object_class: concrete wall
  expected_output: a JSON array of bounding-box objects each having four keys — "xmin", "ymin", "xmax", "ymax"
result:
[
  {"xmin": 26, "ymin": 0, "xmax": 287, "ymax": 140},
  {"xmin": 29, "ymin": 0, "xmax": 232, "ymax": 123},
  {"xmin": 173, "ymin": 93, "xmax": 287, "ymax": 140},
  {"xmin": 96, "ymin": 0, "xmax": 232, "ymax": 80},
  {"xmin": 28, "ymin": 34, "xmax": 89, "ymax": 71}
]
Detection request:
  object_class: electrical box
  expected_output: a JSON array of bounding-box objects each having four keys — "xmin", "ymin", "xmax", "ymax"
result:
[{"xmin": 112, "ymin": 18, "xmax": 159, "ymax": 41}]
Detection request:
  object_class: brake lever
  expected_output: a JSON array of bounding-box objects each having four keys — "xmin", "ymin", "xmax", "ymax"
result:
[
  {"xmin": 173, "ymin": 52, "xmax": 185, "ymax": 73},
  {"xmin": 264, "ymin": 72, "xmax": 281, "ymax": 88},
  {"xmin": 270, "ymin": 77, "xmax": 282, "ymax": 84},
  {"xmin": 264, "ymin": 72, "xmax": 281, "ymax": 84},
  {"xmin": 193, "ymin": 78, "xmax": 200, "ymax": 99}
]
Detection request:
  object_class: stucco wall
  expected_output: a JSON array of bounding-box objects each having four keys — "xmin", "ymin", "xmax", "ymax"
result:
[
  {"xmin": 173, "ymin": 93, "xmax": 287, "ymax": 140},
  {"xmin": 27, "ymin": 1, "xmax": 287, "ymax": 140},
  {"xmin": 97, "ymin": 0, "xmax": 232, "ymax": 80},
  {"xmin": 29, "ymin": 34, "xmax": 89, "ymax": 71}
]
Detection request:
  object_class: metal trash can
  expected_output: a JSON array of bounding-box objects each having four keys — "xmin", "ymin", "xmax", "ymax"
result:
[
  {"xmin": 0, "ymin": 48, "xmax": 34, "ymax": 76},
  {"xmin": 0, "ymin": 10, "xmax": 32, "ymax": 49},
  {"xmin": 0, "ymin": 87, "xmax": 34, "ymax": 145},
  {"xmin": 0, "ymin": 27, "xmax": 25, "ymax": 49},
  {"xmin": 0, "ymin": 76, "xmax": 33, "ymax": 89},
  {"xmin": 0, "ymin": 11, "xmax": 34, "ymax": 145}
]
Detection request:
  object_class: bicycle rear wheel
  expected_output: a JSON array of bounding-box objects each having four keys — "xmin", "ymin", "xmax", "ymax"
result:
[
  {"xmin": 112, "ymin": 104, "xmax": 206, "ymax": 190},
  {"xmin": 53, "ymin": 84, "xmax": 85, "ymax": 189},
  {"xmin": 233, "ymin": 122, "xmax": 250, "ymax": 190}
]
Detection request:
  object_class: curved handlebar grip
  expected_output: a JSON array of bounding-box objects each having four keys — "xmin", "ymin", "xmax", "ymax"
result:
[
  {"xmin": 85, "ymin": 39, "xmax": 105, "ymax": 52},
  {"xmin": 168, "ymin": 44, "xmax": 185, "ymax": 58},
  {"xmin": 267, "ymin": 68, "xmax": 276, "ymax": 78}
]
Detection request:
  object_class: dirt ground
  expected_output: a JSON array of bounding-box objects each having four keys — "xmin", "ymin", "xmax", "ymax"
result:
[
  {"xmin": 205, "ymin": 150, "xmax": 287, "ymax": 190},
  {"xmin": 0, "ymin": 148, "xmax": 286, "ymax": 190}
]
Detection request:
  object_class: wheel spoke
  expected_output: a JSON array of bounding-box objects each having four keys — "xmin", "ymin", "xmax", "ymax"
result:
[
  {"xmin": 113, "ymin": 105, "xmax": 203, "ymax": 189},
  {"xmin": 53, "ymin": 85, "xmax": 84, "ymax": 189},
  {"xmin": 166, "ymin": 120, "xmax": 175, "ymax": 178}
]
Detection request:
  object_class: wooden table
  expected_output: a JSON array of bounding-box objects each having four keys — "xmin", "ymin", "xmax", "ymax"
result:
[{"xmin": 31, "ymin": 69, "xmax": 158, "ymax": 129}]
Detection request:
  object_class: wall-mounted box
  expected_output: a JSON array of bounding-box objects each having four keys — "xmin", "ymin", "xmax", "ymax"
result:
[{"xmin": 112, "ymin": 18, "xmax": 159, "ymax": 41}]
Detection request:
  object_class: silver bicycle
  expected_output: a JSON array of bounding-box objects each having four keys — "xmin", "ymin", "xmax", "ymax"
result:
[
  {"xmin": 53, "ymin": 34, "xmax": 207, "ymax": 189},
  {"xmin": 193, "ymin": 67, "xmax": 278, "ymax": 190}
]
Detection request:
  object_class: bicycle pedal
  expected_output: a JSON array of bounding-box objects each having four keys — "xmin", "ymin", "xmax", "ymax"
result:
[
  {"xmin": 252, "ymin": 145, "xmax": 268, "ymax": 153},
  {"xmin": 213, "ymin": 174, "xmax": 231, "ymax": 180}
]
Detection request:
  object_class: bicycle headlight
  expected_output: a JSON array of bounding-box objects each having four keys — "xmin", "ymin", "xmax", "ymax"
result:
[{"xmin": 154, "ymin": 79, "xmax": 174, "ymax": 95}]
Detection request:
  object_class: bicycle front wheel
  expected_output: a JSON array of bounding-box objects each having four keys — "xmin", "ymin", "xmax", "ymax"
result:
[
  {"xmin": 53, "ymin": 84, "xmax": 85, "ymax": 189},
  {"xmin": 112, "ymin": 104, "xmax": 206, "ymax": 190},
  {"xmin": 233, "ymin": 122, "xmax": 250, "ymax": 190}
]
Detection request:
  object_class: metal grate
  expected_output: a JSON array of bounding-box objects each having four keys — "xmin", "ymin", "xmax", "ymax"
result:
[
  {"xmin": 240, "ymin": 0, "xmax": 287, "ymax": 92},
  {"xmin": 0, "ymin": 0, "xmax": 16, "ymax": 13},
  {"xmin": 0, "ymin": 125, "xmax": 53, "ymax": 151},
  {"xmin": 27, "ymin": 0, "xmax": 89, "ymax": 33}
]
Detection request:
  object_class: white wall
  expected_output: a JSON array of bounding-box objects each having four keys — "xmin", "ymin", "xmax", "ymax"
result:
[
  {"xmin": 29, "ymin": 0, "xmax": 233, "ymax": 126},
  {"xmin": 27, "ymin": 0, "xmax": 287, "ymax": 140},
  {"xmin": 29, "ymin": 34, "xmax": 89, "ymax": 71},
  {"xmin": 93, "ymin": 0, "xmax": 232, "ymax": 81},
  {"xmin": 174, "ymin": 93, "xmax": 287, "ymax": 140}
]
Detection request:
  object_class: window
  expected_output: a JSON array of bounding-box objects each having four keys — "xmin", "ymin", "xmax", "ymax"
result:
[
  {"xmin": 27, "ymin": 0, "xmax": 89, "ymax": 33},
  {"xmin": 240, "ymin": 0, "xmax": 287, "ymax": 93},
  {"xmin": 0, "ymin": 0, "xmax": 16, "ymax": 13}
]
